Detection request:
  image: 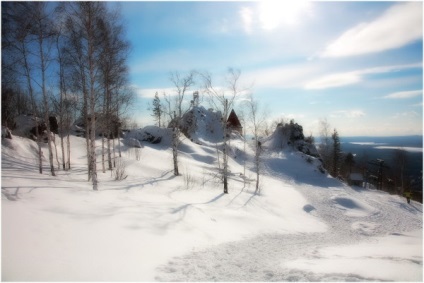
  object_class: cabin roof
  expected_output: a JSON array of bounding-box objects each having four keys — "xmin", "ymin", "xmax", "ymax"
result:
[{"xmin": 227, "ymin": 109, "xmax": 242, "ymax": 128}]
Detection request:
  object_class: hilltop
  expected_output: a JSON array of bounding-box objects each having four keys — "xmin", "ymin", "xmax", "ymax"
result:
[{"xmin": 1, "ymin": 112, "xmax": 423, "ymax": 281}]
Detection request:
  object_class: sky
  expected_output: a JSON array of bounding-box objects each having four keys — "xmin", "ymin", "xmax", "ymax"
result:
[{"xmin": 113, "ymin": 1, "xmax": 423, "ymax": 137}]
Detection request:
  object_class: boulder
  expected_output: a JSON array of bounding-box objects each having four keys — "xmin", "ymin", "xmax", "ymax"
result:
[
  {"xmin": 143, "ymin": 132, "xmax": 162, "ymax": 144},
  {"xmin": 1, "ymin": 126, "xmax": 12, "ymax": 139},
  {"xmin": 123, "ymin": 138, "xmax": 143, "ymax": 148}
]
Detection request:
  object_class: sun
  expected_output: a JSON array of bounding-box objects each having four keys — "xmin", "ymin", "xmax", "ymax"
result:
[{"xmin": 259, "ymin": 1, "xmax": 311, "ymax": 30}]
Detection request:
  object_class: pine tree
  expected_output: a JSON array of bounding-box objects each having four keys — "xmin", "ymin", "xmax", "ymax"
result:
[
  {"xmin": 152, "ymin": 92, "xmax": 162, "ymax": 127},
  {"xmin": 331, "ymin": 129, "xmax": 341, "ymax": 177},
  {"xmin": 344, "ymin": 152, "xmax": 355, "ymax": 174}
]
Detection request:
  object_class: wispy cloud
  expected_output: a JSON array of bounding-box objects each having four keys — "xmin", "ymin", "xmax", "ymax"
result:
[
  {"xmin": 383, "ymin": 90, "xmax": 422, "ymax": 99},
  {"xmin": 135, "ymin": 87, "xmax": 177, "ymax": 99},
  {"xmin": 244, "ymin": 63, "xmax": 321, "ymax": 89},
  {"xmin": 304, "ymin": 62, "xmax": 422, "ymax": 89},
  {"xmin": 331, "ymin": 110, "xmax": 366, "ymax": 119},
  {"xmin": 392, "ymin": 111, "xmax": 420, "ymax": 119},
  {"xmin": 304, "ymin": 72, "xmax": 361, "ymax": 89},
  {"xmin": 321, "ymin": 2, "xmax": 422, "ymax": 57}
]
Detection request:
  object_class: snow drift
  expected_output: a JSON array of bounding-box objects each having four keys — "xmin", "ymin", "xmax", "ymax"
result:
[{"xmin": 2, "ymin": 111, "xmax": 422, "ymax": 281}]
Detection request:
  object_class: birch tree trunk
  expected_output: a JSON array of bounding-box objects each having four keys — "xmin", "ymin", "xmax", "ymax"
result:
[
  {"xmin": 101, "ymin": 135, "xmax": 106, "ymax": 173},
  {"xmin": 172, "ymin": 112, "xmax": 179, "ymax": 176},
  {"xmin": 36, "ymin": 7, "xmax": 56, "ymax": 176},
  {"xmin": 223, "ymin": 99, "xmax": 228, "ymax": 194},
  {"xmin": 57, "ymin": 33, "xmax": 67, "ymax": 171},
  {"xmin": 87, "ymin": 4, "xmax": 98, "ymax": 191},
  {"xmin": 21, "ymin": 40, "xmax": 43, "ymax": 174}
]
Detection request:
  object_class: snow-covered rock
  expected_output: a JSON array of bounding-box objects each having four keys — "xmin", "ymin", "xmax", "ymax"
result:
[
  {"xmin": 263, "ymin": 123, "xmax": 320, "ymax": 158},
  {"xmin": 124, "ymin": 125, "xmax": 172, "ymax": 146},
  {"xmin": 122, "ymin": 137, "xmax": 143, "ymax": 148},
  {"xmin": 179, "ymin": 106, "xmax": 223, "ymax": 144},
  {"xmin": 294, "ymin": 139, "xmax": 320, "ymax": 158},
  {"xmin": 12, "ymin": 114, "xmax": 58, "ymax": 141},
  {"xmin": 2, "ymin": 126, "xmax": 12, "ymax": 139},
  {"xmin": 13, "ymin": 114, "xmax": 38, "ymax": 138}
]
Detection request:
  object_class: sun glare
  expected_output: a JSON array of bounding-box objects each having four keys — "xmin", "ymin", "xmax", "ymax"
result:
[{"xmin": 259, "ymin": 1, "xmax": 311, "ymax": 30}]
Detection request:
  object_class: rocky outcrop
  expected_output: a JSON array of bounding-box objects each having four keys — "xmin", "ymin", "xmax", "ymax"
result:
[
  {"xmin": 124, "ymin": 126, "xmax": 172, "ymax": 147},
  {"xmin": 2, "ymin": 126, "xmax": 12, "ymax": 139},
  {"xmin": 13, "ymin": 114, "xmax": 58, "ymax": 142},
  {"xmin": 177, "ymin": 106, "xmax": 223, "ymax": 143},
  {"xmin": 263, "ymin": 121, "xmax": 321, "ymax": 159}
]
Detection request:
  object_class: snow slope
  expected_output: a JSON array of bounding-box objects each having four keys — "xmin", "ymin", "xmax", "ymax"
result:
[{"xmin": 1, "ymin": 130, "xmax": 422, "ymax": 281}]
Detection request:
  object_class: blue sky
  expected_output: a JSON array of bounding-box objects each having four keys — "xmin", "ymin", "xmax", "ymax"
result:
[{"xmin": 114, "ymin": 1, "xmax": 422, "ymax": 137}]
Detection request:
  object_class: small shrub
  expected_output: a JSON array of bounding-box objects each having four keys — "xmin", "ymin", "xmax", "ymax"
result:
[
  {"xmin": 134, "ymin": 147, "xmax": 141, "ymax": 161},
  {"xmin": 114, "ymin": 157, "xmax": 128, "ymax": 180},
  {"xmin": 183, "ymin": 169, "xmax": 196, "ymax": 190}
]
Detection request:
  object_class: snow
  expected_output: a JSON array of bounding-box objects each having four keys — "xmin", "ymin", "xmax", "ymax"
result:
[
  {"xmin": 349, "ymin": 142, "xmax": 387, "ymax": 146},
  {"xmin": 374, "ymin": 145, "xmax": 423, "ymax": 152},
  {"xmin": 180, "ymin": 106, "xmax": 224, "ymax": 144},
  {"xmin": 284, "ymin": 230, "xmax": 422, "ymax": 281},
  {"xmin": 2, "ymin": 121, "xmax": 423, "ymax": 281},
  {"xmin": 331, "ymin": 195, "xmax": 378, "ymax": 217}
]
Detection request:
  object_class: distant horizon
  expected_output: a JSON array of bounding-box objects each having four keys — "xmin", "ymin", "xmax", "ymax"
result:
[{"xmin": 340, "ymin": 135, "xmax": 423, "ymax": 138}]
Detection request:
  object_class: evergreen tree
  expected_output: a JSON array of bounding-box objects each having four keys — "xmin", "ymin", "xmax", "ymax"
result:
[
  {"xmin": 344, "ymin": 152, "xmax": 355, "ymax": 175},
  {"xmin": 331, "ymin": 129, "xmax": 341, "ymax": 177},
  {"xmin": 152, "ymin": 92, "xmax": 162, "ymax": 127}
]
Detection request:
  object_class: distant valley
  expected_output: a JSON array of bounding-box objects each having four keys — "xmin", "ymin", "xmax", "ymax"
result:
[{"xmin": 340, "ymin": 136, "xmax": 423, "ymax": 179}]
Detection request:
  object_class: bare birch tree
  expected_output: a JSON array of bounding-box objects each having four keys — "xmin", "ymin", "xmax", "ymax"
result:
[
  {"xmin": 163, "ymin": 71, "xmax": 196, "ymax": 176},
  {"xmin": 3, "ymin": 2, "xmax": 44, "ymax": 173},
  {"xmin": 201, "ymin": 68, "xmax": 248, "ymax": 194},
  {"xmin": 245, "ymin": 95, "xmax": 265, "ymax": 194},
  {"xmin": 33, "ymin": 2, "xmax": 56, "ymax": 176},
  {"xmin": 169, "ymin": 71, "xmax": 195, "ymax": 119},
  {"xmin": 52, "ymin": 11, "xmax": 76, "ymax": 172},
  {"xmin": 63, "ymin": 2, "xmax": 109, "ymax": 190},
  {"xmin": 96, "ymin": 8, "xmax": 130, "ymax": 172}
]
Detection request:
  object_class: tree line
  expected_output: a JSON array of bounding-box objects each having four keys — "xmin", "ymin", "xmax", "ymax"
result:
[
  {"xmin": 2, "ymin": 2, "xmax": 133, "ymax": 190},
  {"xmin": 317, "ymin": 119, "xmax": 420, "ymax": 201}
]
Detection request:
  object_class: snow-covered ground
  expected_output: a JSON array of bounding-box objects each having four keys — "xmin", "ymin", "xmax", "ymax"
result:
[{"xmin": 1, "ymin": 130, "xmax": 422, "ymax": 281}]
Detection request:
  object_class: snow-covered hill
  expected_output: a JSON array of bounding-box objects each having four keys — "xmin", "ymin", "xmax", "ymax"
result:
[{"xmin": 1, "ymin": 124, "xmax": 422, "ymax": 281}]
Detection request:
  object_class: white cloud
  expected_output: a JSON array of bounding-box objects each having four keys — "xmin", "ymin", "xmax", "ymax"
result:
[
  {"xmin": 321, "ymin": 2, "xmax": 422, "ymax": 57},
  {"xmin": 331, "ymin": 110, "xmax": 366, "ymax": 119},
  {"xmin": 304, "ymin": 62, "xmax": 422, "ymax": 89},
  {"xmin": 240, "ymin": 7, "xmax": 253, "ymax": 34},
  {"xmin": 135, "ymin": 87, "xmax": 177, "ymax": 99},
  {"xmin": 244, "ymin": 63, "xmax": 320, "ymax": 89},
  {"xmin": 383, "ymin": 90, "xmax": 422, "ymax": 99},
  {"xmin": 392, "ymin": 111, "xmax": 420, "ymax": 119},
  {"xmin": 244, "ymin": 61, "xmax": 421, "ymax": 91},
  {"xmin": 304, "ymin": 72, "xmax": 361, "ymax": 89}
]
